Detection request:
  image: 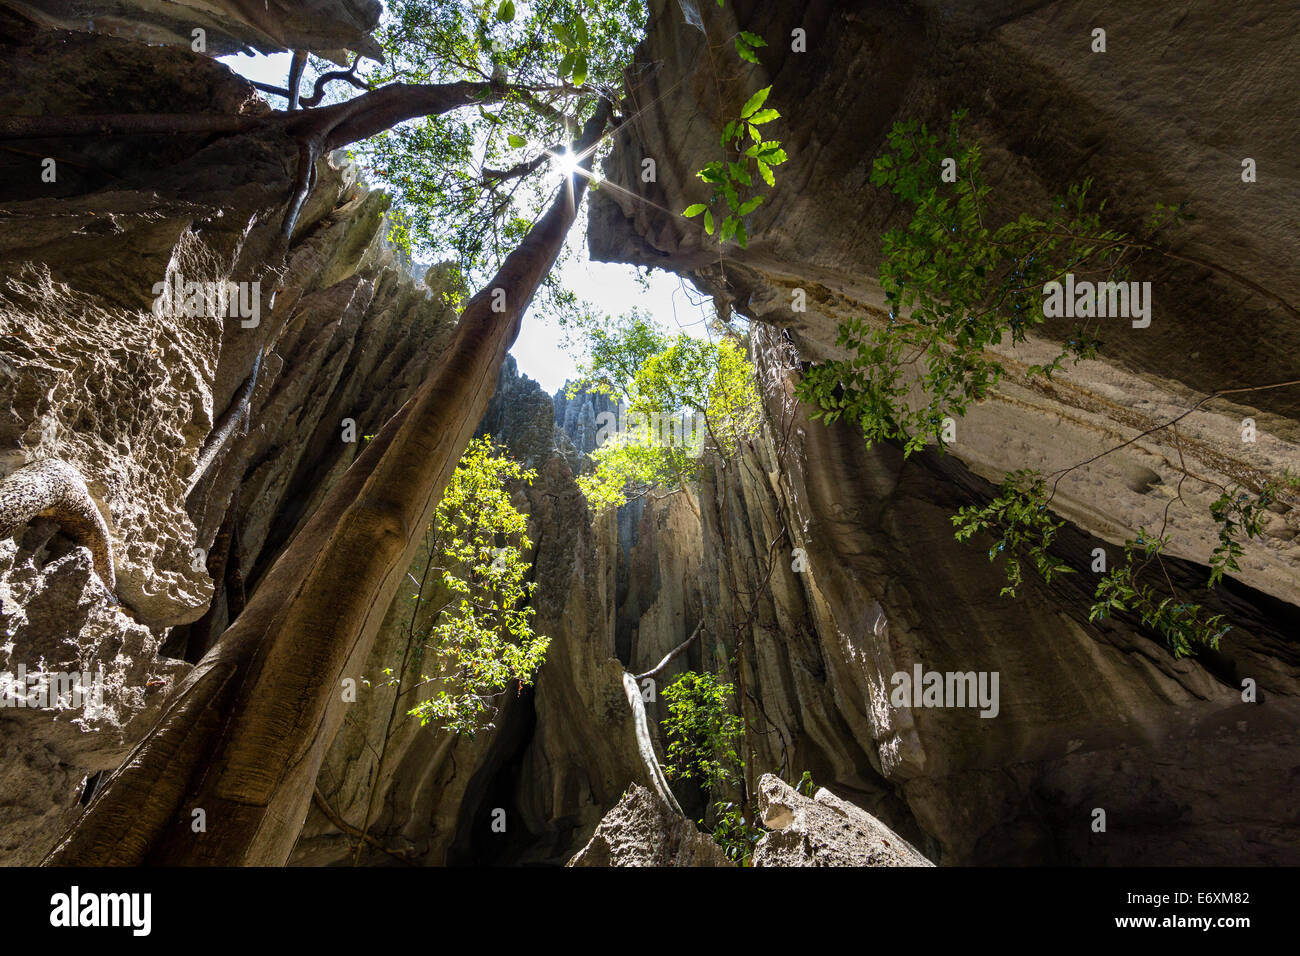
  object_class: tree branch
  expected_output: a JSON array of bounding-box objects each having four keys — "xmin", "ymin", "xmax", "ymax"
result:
[
  {"xmin": 634, "ymin": 622, "xmax": 702, "ymax": 681},
  {"xmin": 186, "ymin": 350, "xmax": 263, "ymax": 499},
  {"xmin": 300, "ymin": 56, "xmax": 371, "ymax": 108},
  {"xmin": 286, "ymin": 51, "xmax": 308, "ymax": 112}
]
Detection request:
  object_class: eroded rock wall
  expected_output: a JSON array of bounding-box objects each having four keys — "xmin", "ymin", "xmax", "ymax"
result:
[
  {"xmin": 586, "ymin": 0, "xmax": 1300, "ymax": 864},
  {"xmin": 2, "ymin": 0, "xmax": 1297, "ymax": 870},
  {"xmin": 290, "ymin": 361, "xmax": 660, "ymax": 866},
  {"xmin": 590, "ymin": 0, "xmax": 1300, "ymax": 604},
  {"xmin": 0, "ymin": 23, "xmax": 459, "ymax": 862},
  {"xmin": 4, "ymin": 0, "xmax": 382, "ymax": 58}
]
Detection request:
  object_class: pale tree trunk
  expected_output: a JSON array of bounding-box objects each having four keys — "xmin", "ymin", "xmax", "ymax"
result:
[{"xmin": 44, "ymin": 102, "xmax": 611, "ymax": 866}]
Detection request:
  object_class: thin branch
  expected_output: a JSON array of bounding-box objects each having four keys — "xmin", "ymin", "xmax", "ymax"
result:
[
  {"xmin": 634, "ymin": 622, "xmax": 703, "ymax": 681},
  {"xmin": 1046, "ymin": 378, "xmax": 1300, "ymax": 504},
  {"xmin": 621, "ymin": 670, "xmax": 684, "ymax": 815},
  {"xmin": 482, "ymin": 143, "xmax": 562, "ymax": 183},
  {"xmin": 300, "ymin": 56, "xmax": 372, "ymax": 109},
  {"xmin": 186, "ymin": 350, "xmax": 263, "ymax": 498},
  {"xmin": 311, "ymin": 788, "xmax": 415, "ymax": 866}
]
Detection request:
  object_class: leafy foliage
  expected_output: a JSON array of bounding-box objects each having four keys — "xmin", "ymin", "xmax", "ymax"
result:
[
  {"xmin": 1208, "ymin": 474, "xmax": 1298, "ymax": 586},
  {"xmin": 661, "ymin": 671, "xmax": 745, "ymax": 790},
  {"xmin": 681, "ymin": 2, "xmax": 788, "ymax": 249},
  {"xmin": 796, "ymin": 110, "xmax": 1186, "ymax": 453},
  {"xmin": 404, "ymin": 436, "xmax": 549, "ymax": 735},
  {"xmin": 706, "ymin": 770, "xmax": 815, "ymax": 865},
  {"xmin": 953, "ymin": 468, "xmax": 1296, "ymax": 658},
  {"xmin": 708, "ymin": 800, "xmax": 764, "ymax": 865},
  {"xmin": 1089, "ymin": 531, "xmax": 1228, "ymax": 659},
  {"xmin": 953, "ymin": 470, "xmax": 1075, "ymax": 597},
  {"xmin": 565, "ymin": 307, "xmax": 669, "ymax": 399},
  {"xmin": 351, "ymin": 0, "xmax": 647, "ymax": 291},
  {"xmin": 566, "ymin": 311, "xmax": 762, "ymax": 512},
  {"xmin": 684, "ymin": 84, "xmax": 788, "ymax": 248}
]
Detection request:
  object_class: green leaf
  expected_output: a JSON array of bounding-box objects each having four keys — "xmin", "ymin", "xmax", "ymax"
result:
[
  {"xmin": 558, "ymin": 51, "xmax": 575, "ymax": 78},
  {"xmin": 697, "ymin": 162, "xmax": 725, "ymax": 184},
  {"xmin": 739, "ymin": 86, "xmax": 772, "ymax": 119},
  {"xmin": 735, "ymin": 42, "xmax": 760, "ymax": 64},
  {"xmin": 737, "ymin": 195, "xmax": 764, "ymax": 216},
  {"xmin": 683, "ymin": 204, "xmax": 708, "ymax": 217},
  {"xmin": 507, "ymin": 134, "xmax": 527, "ymax": 149},
  {"xmin": 756, "ymin": 159, "xmax": 775, "ymax": 187},
  {"xmin": 496, "ymin": 0, "xmax": 515, "ymax": 23},
  {"xmin": 572, "ymin": 52, "xmax": 589, "ymax": 86},
  {"xmin": 747, "ymin": 109, "xmax": 780, "ymax": 125},
  {"xmin": 704, "ymin": 210, "xmax": 715, "ymax": 235},
  {"xmin": 739, "ymin": 31, "xmax": 768, "ymax": 48}
]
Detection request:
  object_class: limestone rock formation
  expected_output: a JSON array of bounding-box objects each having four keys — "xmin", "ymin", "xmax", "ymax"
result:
[
  {"xmin": 0, "ymin": 519, "xmax": 188, "ymax": 864},
  {"xmin": 0, "ymin": 0, "xmax": 1297, "ymax": 871},
  {"xmin": 291, "ymin": 361, "xmax": 676, "ymax": 866},
  {"xmin": 567, "ymin": 784, "xmax": 732, "ymax": 867},
  {"xmin": 6, "ymin": 0, "xmax": 382, "ymax": 58},
  {"xmin": 752, "ymin": 774, "xmax": 932, "ymax": 867},
  {"xmin": 0, "ymin": 22, "xmax": 460, "ymax": 860},
  {"xmin": 590, "ymin": 0, "xmax": 1300, "ymax": 606},
  {"xmin": 583, "ymin": 0, "xmax": 1300, "ymax": 865}
]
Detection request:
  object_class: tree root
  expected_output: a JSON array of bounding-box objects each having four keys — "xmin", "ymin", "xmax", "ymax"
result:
[
  {"xmin": 0, "ymin": 459, "xmax": 116, "ymax": 595},
  {"xmin": 622, "ymin": 670, "xmax": 684, "ymax": 815},
  {"xmin": 185, "ymin": 349, "xmax": 263, "ymax": 500}
]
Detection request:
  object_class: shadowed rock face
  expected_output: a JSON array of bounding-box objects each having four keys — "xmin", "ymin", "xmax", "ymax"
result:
[
  {"xmin": 752, "ymin": 774, "xmax": 933, "ymax": 867},
  {"xmin": 582, "ymin": 0, "xmax": 1300, "ymax": 863},
  {"xmin": 590, "ymin": 0, "xmax": 1300, "ymax": 605},
  {"xmin": 4, "ymin": 0, "xmax": 382, "ymax": 58}
]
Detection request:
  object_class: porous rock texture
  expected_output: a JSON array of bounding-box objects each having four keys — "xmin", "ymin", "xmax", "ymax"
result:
[
  {"xmin": 567, "ymin": 784, "xmax": 732, "ymax": 867},
  {"xmin": 752, "ymin": 774, "xmax": 932, "ymax": 867},
  {"xmin": 0, "ymin": 16, "xmax": 460, "ymax": 861}
]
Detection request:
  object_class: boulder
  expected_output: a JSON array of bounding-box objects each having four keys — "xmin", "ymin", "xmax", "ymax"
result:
[
  {"xmin": 753, "ymin": 774, "xmax": 933, "ymax": 868},
  {"xmin": 567, "ymin": 785, "xmax": 732, "ymax": 867}
]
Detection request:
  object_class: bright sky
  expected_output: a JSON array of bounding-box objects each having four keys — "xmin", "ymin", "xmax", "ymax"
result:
[{"xmin": 219, "ymin": 52, "xmax": 711, "ymax": 395}]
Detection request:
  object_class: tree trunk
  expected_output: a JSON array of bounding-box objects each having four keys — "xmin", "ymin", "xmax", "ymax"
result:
[{"xmin": 43, "ymin": 102, "xmax": 611, "ymax": 867}]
